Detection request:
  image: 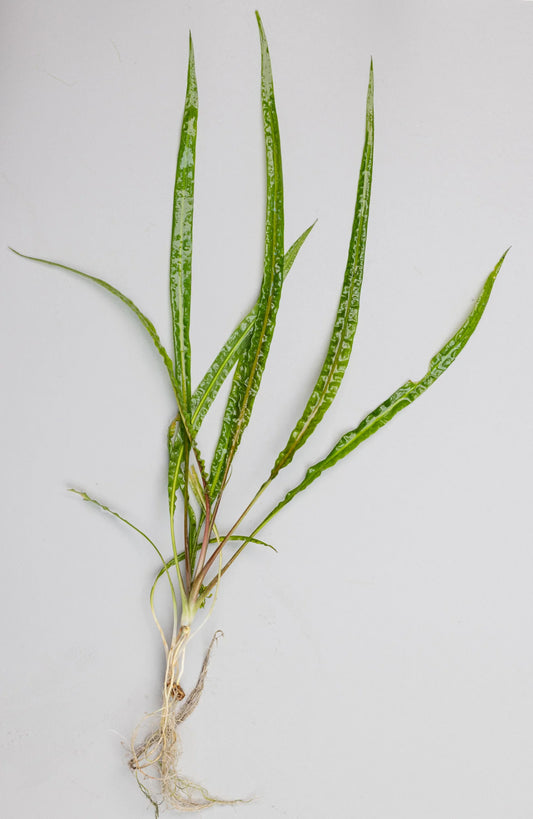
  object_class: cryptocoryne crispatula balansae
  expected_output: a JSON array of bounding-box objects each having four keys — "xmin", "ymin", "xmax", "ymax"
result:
[{"xmin": 11, "ymin": 10, "xmax": 507, "ymax": 815}]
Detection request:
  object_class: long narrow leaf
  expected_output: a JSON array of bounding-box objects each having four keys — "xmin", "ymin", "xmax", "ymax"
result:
[
  {"xmin": 70, "ymin": 489, "xmax": 173, "ymax": 575},
  {"xmin": 191, "ymin": 222, "xmax": 315, "ymax": 430},
  {"xmin": 269, "ymin": 62, "xmax": 374, "ymax": 480},
  {"xmin": 209, "ymin": 12, "xmax": 285, "ymax": 498},
  {"xmin": 11, "ymin": 251, "xmax": 207, "ymax": 504},
  {"xmin": 166, "ymin": 223, "xmax": 315, "ymax": 512},
  {"xmin": 258, "ymin": 250, "xmax": 508, "ymax": 528},
  {"xmin": 168, "ymin": 35, "xmax": 198, "ymax": 583},
  {"xmin": 169, "ymin": 34, "xmax": 198, "ymax": 413},
  {"xmin": 166, "ymin": 34, "xmax": 208, "ymax": 580},
  {"xmin": 10, "ymin": 249, "xmax": 176, "ymax": 389}
]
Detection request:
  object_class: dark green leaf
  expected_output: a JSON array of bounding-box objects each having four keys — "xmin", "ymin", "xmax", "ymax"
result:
[
  {"xmin": 191, "ymin": 222, "xmax": 314, "ymax": 431},
  {"xmin": 260, "ymin": 250, "xmax": 508, "ymax": 526},
  {"xmin": 169, "ymin": 34, "xmax": 197, "ymax": 413},
  {"xmin": 209, "ymin": 12, "xmax": 285, "ymax": 498},
  {"xmin": 270, "ymin": 63, "xmax": 374, "ymax": 479}
]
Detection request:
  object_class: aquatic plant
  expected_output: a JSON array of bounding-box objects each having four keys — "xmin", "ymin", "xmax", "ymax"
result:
[{"xmin": 11, "ymin": 11, "xmax": 506, "ymax": 814}]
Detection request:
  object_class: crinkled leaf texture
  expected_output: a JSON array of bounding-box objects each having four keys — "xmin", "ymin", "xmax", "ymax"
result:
[{"xmin": 261, "ymin": 249, "xmax": 508, "ymax": 527}]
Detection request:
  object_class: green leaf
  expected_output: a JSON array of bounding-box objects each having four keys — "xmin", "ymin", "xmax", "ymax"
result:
[
  {"xmin": 270, "ymin": 62, "xmax": 374, "ymax": 480},
  {"xmin": 70, "ymin": 488, "xmax": 180, "ymax": 639},
  {"xmin": 166, "ymin": 223, "xmax": 315, "ymax": 512},
  {"xmin": 209, "ymin": 12, "xmax": 285, "ymax": 498},
  {"xmin": 165, "ymin": 34, "xmax": 215, "ymax": 562},
  {"xmin": 167, "ymin": 35, "xmax": 198, "ymax": 580},
  {"xmin": 260, "ymin": 250, "xmax": 508, "ymax": 526},
  {"xmin": 11, "ymin": 250, "xmax": 207, "ymax": 525},
  {"xmin": 70, "ymin": 488, "xmax": 162, "ymax": 555},
  {"xmin": 281, "ymin": 221, "xmax": 316, "ymax": 282},
  {"xmin": 9, "ymin": 250, "xmax": 205, "ymax": 482},
  {"xmin": 191, "ymin": 222, "xmax": 315, "ymax": 431},
  {"xmin": 167, "ymin": 415, "xmax": 204, "ymax": 546},
  {"xmin": 169, "ymin": 33, "xmax": 198, "ymax": 413},
  {"xmin": 10, "ymin": 249, "xmax": 176, "ymax": 390}
]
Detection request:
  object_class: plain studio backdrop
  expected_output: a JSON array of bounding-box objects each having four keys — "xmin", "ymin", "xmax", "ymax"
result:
[{"xmin": 1, "ymin": 1, "xmax": 532, "ymax": 817}]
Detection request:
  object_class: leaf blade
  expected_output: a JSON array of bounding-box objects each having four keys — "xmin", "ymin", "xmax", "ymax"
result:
[
  {"xmin": 169, "ymin": 33, "xmax": 198, "ymax": 413},
  {"xmin": 10, "ymin": 249, "xmax": 177, "ymax": 389},
  {"xmin": 270, "ymin": 61, "xmax": 374, "ymax": 480},
  {"xmin": 11, "ymin": 249, "xmax": 207, "ymax": 503},
  {"xmin": 191, "ymin": 222, "xmax": 315, "ymax": 429},
  {"xmin": 208, "ymin": 12, "xmax": 285, "ymax": 498},
  {"xmin": 260, "ymin": 250, "xmax": 508, "ymax": 526},
  {"xmin": 70, "ymin": 488, "xmax": 170, "ymax": 570}
]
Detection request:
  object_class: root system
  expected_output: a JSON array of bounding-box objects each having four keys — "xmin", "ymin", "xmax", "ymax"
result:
[{"xmin": 130, "ymin": 630, "xmax": 242, "ymax": 813}]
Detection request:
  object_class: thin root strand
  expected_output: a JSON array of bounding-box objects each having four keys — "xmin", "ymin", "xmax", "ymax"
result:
[{"xmin": 129, "ymin": 630, "xmax": 243, "ymax": 812}]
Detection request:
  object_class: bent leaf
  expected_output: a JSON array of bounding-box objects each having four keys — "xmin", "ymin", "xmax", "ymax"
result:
[
  {"xmin": 10, "ymin": 249, "xmax": 176, "ymax": 390},
  {"xmin": 270, "ymin": 62, "xmax": 374, "ymax": 480},
  {"xmin": 70, "ymin": 488, "xmax": 164, "ymax": 560},
  {"xmin": 208, "ymin": 12, "xmax": 285, "ymax": 498},
  {"xmin": 259, "ymin": 249, "xmax": 508, "ymax": 527},
  {"xmin": 9, "ymin": 249, "xmax": 205, "ymax": 479}
]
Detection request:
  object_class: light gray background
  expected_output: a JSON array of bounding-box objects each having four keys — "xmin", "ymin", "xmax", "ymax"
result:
[{"xmin": 1, "ymin": 1, "xmax": 532, "ymax": 817}]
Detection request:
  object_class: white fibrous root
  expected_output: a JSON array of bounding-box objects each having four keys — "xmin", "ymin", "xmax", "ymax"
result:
[{"xmin": 129, "ymin": 630, "xmax": 243, "ymax": 814}]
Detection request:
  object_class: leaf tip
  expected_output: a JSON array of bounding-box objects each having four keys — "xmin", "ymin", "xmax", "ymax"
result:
[
  {"xmin": 494, "ymin": 246, "xmax": 511, "ymax": 276},
  {"xmin": 367, "ymin": 59, "xmax": 375, "ymax": 99},
  {"xmin": 69, "ymin": 488, "xmax": 87, "ymax": 500},
  {"xmin": 255, "ymin": 10, "xmax": 267, "ymax": 43}
]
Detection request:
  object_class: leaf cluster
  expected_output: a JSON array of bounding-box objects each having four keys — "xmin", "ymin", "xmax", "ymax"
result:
[{"xmin": 11, "ymin": 12, "xmax": 506, "ymax": 631}]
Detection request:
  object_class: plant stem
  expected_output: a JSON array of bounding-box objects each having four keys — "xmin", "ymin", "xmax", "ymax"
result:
[
  {"xmin": 182, "ymin": 440, "xmax": 191, "ymax": 591},
  {"xmin": 195, "ymin": 494, "xmax": 212, "ymax": 576},
  {"xmin": 192, "ymin": 477, "xmax": 272, "ymax": 598}
]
